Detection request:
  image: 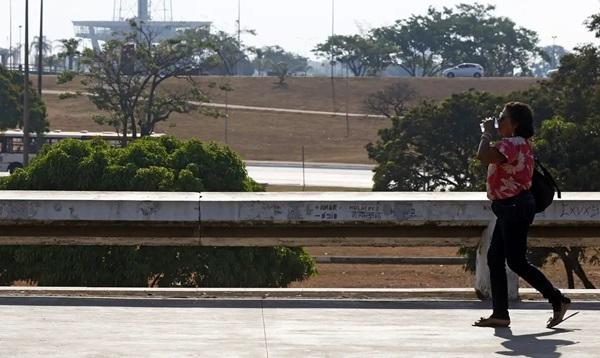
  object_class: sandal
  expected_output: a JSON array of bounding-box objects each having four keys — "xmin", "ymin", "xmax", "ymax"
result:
[
  {"xmin": 547, "ymin": 298, "xmax": 571, "ymax": 328},
  {"xmin": 473, "ymin": 316, "xmax": 510, "ymax": 327}
]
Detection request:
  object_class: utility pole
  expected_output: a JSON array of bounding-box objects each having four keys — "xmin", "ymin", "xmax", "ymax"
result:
[
  {"xmin": 330, "ymin": 0, "xmax": 337, "ymax": 112},
  {"xmin": 19, "ymin": 25, "xmax": 22, "ymax": 69},
  {"xmin": 331, "ymin": 0, "xmax": 335, "ymax": 79},
  {"xmin": 552, "ymin": 35, "xmax": 557, "ymax": 68},
  {"xmin": 23, "ymin": 0, "xmax": 31, "ymax": 166},
  {"xmin": 9, "ymin": 0, "xmax": 13, "ymax": 69},
  {"xmin": 236, "ymin": 0, "xmax": 241, "ymax": 76},
  {"xmin": 37, "ymin": 0, "xmax": 44, "ymax": 96}
]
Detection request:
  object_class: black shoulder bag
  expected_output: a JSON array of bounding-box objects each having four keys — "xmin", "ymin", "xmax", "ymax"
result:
[{"xmin": 530, "ymin": 157, "xmax": 561, "ymax": 213}]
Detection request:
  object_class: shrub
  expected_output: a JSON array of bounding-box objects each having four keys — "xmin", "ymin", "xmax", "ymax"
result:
[{"xmin": 0, "ymin": 137, "xmax": 316, "ymax": 287}]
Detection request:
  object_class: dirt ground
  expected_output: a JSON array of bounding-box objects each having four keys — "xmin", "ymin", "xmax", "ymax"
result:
[
  {"xmin": 290, "ymin": 247, "xmax": 600, "ymax": 290},
  {"xmin": 41, "ymin": 76, "xmax": 538, "ymax": 164}
]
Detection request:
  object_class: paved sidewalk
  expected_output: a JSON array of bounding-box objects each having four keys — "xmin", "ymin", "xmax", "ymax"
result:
[{"xmin": 0, "ymin": 297, "xmax": 598, "ymax": 357}]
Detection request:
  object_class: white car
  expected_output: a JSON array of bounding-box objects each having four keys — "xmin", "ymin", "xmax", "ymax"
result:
[{"xmin": 442, "ymin": 63, "xmax": 485, "ymax": 78}]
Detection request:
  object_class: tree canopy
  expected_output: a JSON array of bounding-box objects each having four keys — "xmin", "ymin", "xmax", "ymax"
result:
[
  {"xmin": 75, "ymin": 21, "xmax": 213, "ymax": 144},
  {"xmin": 0, "ymin": 65, "xmax": 49, "ymax": 132},
  {"xmin": 313, "ymin": 34, "xmax": 393, "ymax": 77},
  {"xmin": 314, "ymin": 3, "xmax": 543, "ymax": 77}
]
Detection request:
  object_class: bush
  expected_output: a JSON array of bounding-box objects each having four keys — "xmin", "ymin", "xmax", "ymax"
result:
[{"xmin": 0, "ymin": 137, "xmax": 316, "ymax": 287}]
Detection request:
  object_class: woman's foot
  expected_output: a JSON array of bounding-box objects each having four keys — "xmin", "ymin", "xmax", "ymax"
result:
[
  {"xmin": 473, "ymin": 316, "xmax": 510, "ymax": 327},
  {"xmin": 547, "ymin": 296, "xmax": 571, "ymax": 328}
]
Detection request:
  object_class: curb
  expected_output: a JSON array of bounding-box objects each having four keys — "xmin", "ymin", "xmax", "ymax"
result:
[{"xmin": 1, "ymin": 288, "xmax": 599, "ymax": 301}]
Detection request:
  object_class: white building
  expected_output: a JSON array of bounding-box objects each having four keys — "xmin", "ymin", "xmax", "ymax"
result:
[{"xmin": 72, "ymin": 0, "xmax": 210, "ymax": 50}]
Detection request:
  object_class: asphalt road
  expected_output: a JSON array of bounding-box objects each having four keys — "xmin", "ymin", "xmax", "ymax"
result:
[{"xmin": 246, "ymin": 161, "xmax": 374, "ymax": 189}]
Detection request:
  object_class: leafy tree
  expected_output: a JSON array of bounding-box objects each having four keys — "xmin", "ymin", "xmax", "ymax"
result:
[
  {"xmin": 0, "ymin": 137, "xmax": 316, "ymax": 287},
  {"xmin": 373, "ymin": 3, "xmax": 542, "ymax": 77},
  {"xmin": 57, "ymin": 38, "xmax": 81, "ymax": 71},
  {"xmin": 367, "ymin": 90, "xmax": 503, "ymax": 191},
  {"xmin": 184, "ymin": 29, "xmax": 255, "ymax": 76},
  {"xmin": 531, "ymin": 45, "xmax": 567, "ymax": 77},
  {"xmin": 313, "ymin": 34, "xmax": 393, "ymax": 76},
  {"xmin": 73, "ymin": 21, "xmax": 212, "ymax": 144},
  {"xmin": 254, "ymin": 46, "xmax": 309, "ymax": 84},
  {"xmin": 0, "ymin": 65, "xmax": 49, "ymax": 132},
  {"xmin": 373, "ymin": 9, "xmax": 447, "ymax": 77}
]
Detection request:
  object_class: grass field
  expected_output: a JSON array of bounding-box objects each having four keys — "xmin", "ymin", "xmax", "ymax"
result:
[{"xmin": 41, "ymin": 76, "xmax": 539, "ymax": 164}]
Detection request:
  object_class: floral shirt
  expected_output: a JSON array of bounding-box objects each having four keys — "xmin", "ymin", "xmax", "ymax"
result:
[{"xmin": 487, "ymin": 136, "xmax": 534, "ymax": 200}]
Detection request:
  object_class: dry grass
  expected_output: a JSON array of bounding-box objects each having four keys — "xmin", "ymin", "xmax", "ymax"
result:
[{"xmin": 41, "ymin": 75, "xmax": 539, "ymax": 164}]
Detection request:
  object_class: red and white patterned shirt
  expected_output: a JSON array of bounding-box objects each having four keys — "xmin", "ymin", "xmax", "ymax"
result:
[{"xmin": 486, "ymin": 137, "xmax": 534, "ymax": 200}]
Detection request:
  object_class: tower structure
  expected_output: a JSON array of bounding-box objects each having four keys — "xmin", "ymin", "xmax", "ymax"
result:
[{"xmin": 73, "ymin": 0, "xmax": 210, "ymax": 50}]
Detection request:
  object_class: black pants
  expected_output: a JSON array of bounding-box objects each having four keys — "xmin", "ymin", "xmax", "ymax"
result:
[{"xmin": 488, "ymin": 190, "xmax": 562, "ymax": 318}]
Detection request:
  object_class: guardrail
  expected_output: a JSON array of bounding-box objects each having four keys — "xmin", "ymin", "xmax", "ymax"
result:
[{"xmin": 1, "ymin": 191, "xmax": 599, "ymax": 298}]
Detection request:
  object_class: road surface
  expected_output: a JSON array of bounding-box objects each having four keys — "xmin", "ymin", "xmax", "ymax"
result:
[
  {"xmin": 246, "ymin": 161, "xmax": 374, "ymax": 189},
  {"xmin": 1, "ymin": 161, "xmax": 376, "ymax": 189}
]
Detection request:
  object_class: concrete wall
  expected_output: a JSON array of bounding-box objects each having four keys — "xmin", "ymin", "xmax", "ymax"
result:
[{"xmin": 0, "ymin": 191, "xmax": 598, "ymax": 246}]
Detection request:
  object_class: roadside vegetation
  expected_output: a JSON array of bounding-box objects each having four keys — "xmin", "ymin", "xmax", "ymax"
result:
[
  {"xmin": 367, "ymin": 20, "xmax": 600, "ymax": 288},
  {"xmin": 0, "ymin": 137, "xmax": 316, "ymax": 287}
]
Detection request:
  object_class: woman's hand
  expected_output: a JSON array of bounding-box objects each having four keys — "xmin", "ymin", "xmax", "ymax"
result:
[{"xmin": 480, "ymin": 117, "xmax": 496, "ymax": 135}]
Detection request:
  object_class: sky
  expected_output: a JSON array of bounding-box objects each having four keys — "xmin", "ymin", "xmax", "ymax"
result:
[{"xmin": 1, "ymin": 0, "xmax": 600, "ymax": 59}]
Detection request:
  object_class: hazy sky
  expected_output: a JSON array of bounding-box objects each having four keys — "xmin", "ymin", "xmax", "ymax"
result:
[{"xmin": 2, "ymin": 0, "xmax": 599, "ymax": 58}]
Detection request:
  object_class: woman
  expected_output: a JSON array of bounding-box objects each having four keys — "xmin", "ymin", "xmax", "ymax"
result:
[{"xmin": 473, "ymin": 102, "xmax": 570, "ymax": 328}]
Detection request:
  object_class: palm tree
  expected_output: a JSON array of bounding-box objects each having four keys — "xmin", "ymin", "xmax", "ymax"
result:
[
  {"xmin": 58, "ymin": 38, "xmax": 81, "ymax": 71},
  {"xmin": 30, "ymin": 36, "xmax": 52, "ymax": 66}
]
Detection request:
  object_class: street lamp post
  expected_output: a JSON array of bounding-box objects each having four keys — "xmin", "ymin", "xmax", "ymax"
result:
[
  {"xmin": 9, "ymin": 0, "xmax": 13, "ymax": 69},
  {"xmin": 23, "ymin": 0, "xmax": 30, "ymax": 166},
  {"xmin": 18, "ymin": 25, "xmax": 22, "ymax": 70},
  {"xmin": 552, "ymin": 35, "xmax": 558, "ymax": 68},
  {"xmin": 37, "ymin": 0, "xmax": 44, "ymax": 96}
]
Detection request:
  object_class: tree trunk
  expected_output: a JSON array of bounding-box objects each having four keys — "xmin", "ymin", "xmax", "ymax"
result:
[
  {"xmin": 558, "ymin": 249, "xmax": 575, "ymax": 289},
  {"xmin": 568, "ymin": 248, "xmax": 597, "ymax": 289}
]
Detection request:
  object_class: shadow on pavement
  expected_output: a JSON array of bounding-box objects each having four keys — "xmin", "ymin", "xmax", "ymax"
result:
[
  {"xmin": 0, "ymin": 297, "xmax": 599, "ymax": 310},
  {"xmin": 494, "ymin": 327, "xmax": 579, "ymax": 357}
]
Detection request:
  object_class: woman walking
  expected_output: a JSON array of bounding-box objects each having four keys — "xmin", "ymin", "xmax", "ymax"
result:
[{"xmin": 473, "ymin": 102, "xmax": 570, "ymax": 328}]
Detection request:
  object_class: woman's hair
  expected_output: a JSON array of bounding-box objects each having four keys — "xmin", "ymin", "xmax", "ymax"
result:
[{"xmin": 504, "ymin": 102, "xmax": 534, "ymax": 139}]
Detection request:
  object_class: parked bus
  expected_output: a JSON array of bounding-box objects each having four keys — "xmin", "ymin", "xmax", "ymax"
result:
[{"xmin": 0, "ymin": 129, "xmax": 164, "ymax": 173}]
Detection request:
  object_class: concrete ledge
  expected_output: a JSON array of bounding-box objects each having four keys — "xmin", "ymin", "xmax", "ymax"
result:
[{"xmin": 1, "ymin": 287, "xmax": 599, "ymax": 301}]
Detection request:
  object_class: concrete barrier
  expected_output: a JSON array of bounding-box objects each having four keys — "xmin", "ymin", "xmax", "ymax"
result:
[
  {"xmin": 0, "ymin": 191, "xmax": 599, "ymax": 246},
  {"xmin": 1, "ymin": 190, "xmax": 599, "ymax": 299}
]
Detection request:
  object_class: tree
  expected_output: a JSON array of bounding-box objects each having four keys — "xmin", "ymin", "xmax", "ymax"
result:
[
  {"xmin": 0, "ymin": 136, "xmax": 317, "ymax": 287},
  {"xmin": 373, "ymin": 3, "xmax": 542, "ymax": 77},
  {"xmin": 185, "ymin": 29, "xmax": 255, "ymax": 76},
  {"xmin": 373, "ymin": 9, "xmax": 447, "ymax": 77},
  {"xmin": 254, "ymin": 46, "xmax": 309, "ymax": 84},
  {"xmin": 365, "ymin": 82, "xmax": 417, "ymax": 118},
  {"xmin": 0, "ymin": 65, "xmax": 49, "ymax": 132},
  {"xmin": 529, "ymin": 45, "xmax": 567, "ymax": 77},
  {"xmin": 58, "ymin": 38, "xmax": 81, "ymax": 71},
  {"xmin": 313, "ymin": 34, "xmax": 393, "ymax": 77},
  {"xmin": 74, "ymin": 21, "xmax": 213, "ymax": 145},
  {"xmin": 30, "ymin": 36, "xmax": 52, "ymax": 66},
  {"xmin": 367, "ymin": 90, "xmax": 503, "ymax": 191}
]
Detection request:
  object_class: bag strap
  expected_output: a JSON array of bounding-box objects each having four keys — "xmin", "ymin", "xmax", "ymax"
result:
[{"xmin": 534, "ymin": 157, "xmax": 562, "ymax": 199}]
